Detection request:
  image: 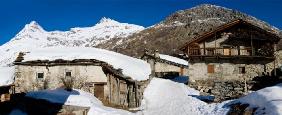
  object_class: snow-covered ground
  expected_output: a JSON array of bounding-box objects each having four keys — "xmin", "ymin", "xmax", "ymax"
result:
[
  {"xmin": 159, "ymin": 54, "xmax": 188, "ymax": 66},
  {"xmin": 9, "ymin": 78, "xmax": 282, "ymax": 115},
  {"xmin": 10, "ymin": 88, "xmax": 132, "ymax": 115},
  {"xmin": 26, "ymin": 88, "xmax": 102, "ymax": 107},
  {"xmin": 138, "ymin": 78, "xmax": 230, "ymax": 115},
  {"xmin": 238, "ymin": 83, "xmax": 282, "ymax": 115},
  {"xmin": 22, "ymin": 47, "xmax": 151, "ymax": 81}
]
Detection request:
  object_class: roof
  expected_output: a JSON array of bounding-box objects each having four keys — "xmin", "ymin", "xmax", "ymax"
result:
[
  {"xmin": 14, "ymin": 47, "xmax": 151, "ymax": 81},
  {"xmin": 159, "ymin": 54, "xmax": 188, "ymax": 66},
  {"xmin": 180, "ymin": 19, "xmax": 282, "ymax": 51},
  {"xmin": 141, "ymin": 53, "xmax": 188, "ymax": 68}
]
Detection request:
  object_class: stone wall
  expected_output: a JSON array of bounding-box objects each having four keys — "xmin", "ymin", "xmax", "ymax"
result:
[
  {"xmin": 155, "ymin": 62, "xmax": 189, "ymax": 76},
  {"xmin": 188, "ymin": 62, "xmax": 267, "ymax": 81},
  {"xmin": 15, "ymin": 65, "xmax": 108, "ymax": 93},
  {"xmin": 189, "ymin": 79, "xmax": 250, "ymax": 102}
]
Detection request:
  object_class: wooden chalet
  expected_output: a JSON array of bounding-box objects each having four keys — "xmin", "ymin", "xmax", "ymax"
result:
[{"xmin": 180, "ymin": 19, "xmax": 281, "ymax": 80}]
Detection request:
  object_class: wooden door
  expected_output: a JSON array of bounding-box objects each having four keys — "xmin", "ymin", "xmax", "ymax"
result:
[
  {"xmin": 180, "ymin": 67, "xmax": 184, "ymax": 76},
  {"xmin": 94, "ymin": 84, "xmax": 104, "ymax": 100}
]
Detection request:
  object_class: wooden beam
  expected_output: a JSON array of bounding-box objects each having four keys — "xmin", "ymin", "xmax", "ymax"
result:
[
  {"xmin": 251, "ymin": 31, "xmax": 254, "ymax": 56},
  {"xmin": 214, "ymin": 33, "xmax": 217, "ymax": 55},
  {"xmin": 203, "ymin": 42, "xmax": 206, "ymax": 55}
]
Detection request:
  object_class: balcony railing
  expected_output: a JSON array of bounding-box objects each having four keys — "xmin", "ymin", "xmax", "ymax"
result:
[{"xmin": 188, "ymin": 47, "xmax": 273, "ymax": 57}]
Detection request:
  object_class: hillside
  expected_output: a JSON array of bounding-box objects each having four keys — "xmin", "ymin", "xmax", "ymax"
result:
[{"xmin": 97, "ymin": 4, "xmax": 282, "ymax": 57}]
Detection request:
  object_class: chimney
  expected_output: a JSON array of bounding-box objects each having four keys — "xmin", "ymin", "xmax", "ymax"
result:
[{"xmin": 154, "ymin": 50, "xmax": 160, "ymax": 58}]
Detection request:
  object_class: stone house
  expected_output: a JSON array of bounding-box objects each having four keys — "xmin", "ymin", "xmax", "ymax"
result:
[
  {"xmin": 141, "ymin": 50, "xmax": 189, "ymax": 83},
  {"xmin": 13, "ymin": 48, "xmax": 151, "ymax": 108},
  {"xmin": 180, "ymin": 19, "xmax": 281, "ymax": 81},
  {"xmin": 178, "ymin": 19, "xmax": 282, "ymax": 101}
]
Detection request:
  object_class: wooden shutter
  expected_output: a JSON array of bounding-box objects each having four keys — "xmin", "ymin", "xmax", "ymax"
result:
[
  {"xmin": 223, "ymin": 48, "xmax": 230, "ymax": 55},
  {"xmin": 207, "ymin": 65, "xmax": 215, "ymax": 73}
]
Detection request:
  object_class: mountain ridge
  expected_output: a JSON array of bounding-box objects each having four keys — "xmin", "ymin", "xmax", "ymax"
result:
[
  {"xmin": 0, "ymin": 17, "xmax": 144, "ymax": 66},
  {"xmin": 97, "ymin": 4, "xmax": 282, "ymax": 57}
]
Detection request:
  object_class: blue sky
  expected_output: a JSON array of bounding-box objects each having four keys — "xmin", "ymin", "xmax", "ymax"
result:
[{"xmin": 0, "ymin": 0, "xmax": 281, "ymax": 45}]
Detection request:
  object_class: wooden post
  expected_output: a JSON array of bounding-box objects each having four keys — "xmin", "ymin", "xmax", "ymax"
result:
[
  {"xmin": 203, "ymin": 42, "xmax": 206, "ymax": 55},
  {"xmin": 274, "ymin": 44, "xmax": 277, "ymax": 76},
  {"xmin": 187, "ymin": 47, "xmax": 189, "ymax": 55},
  {"xmin": 251, "ymin": 32, "xmax": 254, "ymax": 56},
  {"xmin": 238, "ymin": 46, "xmax": 240, "ymax": 55},
  {"xmin": 214, "ymin": 33, "xmax": 217, "ymax": 55}
]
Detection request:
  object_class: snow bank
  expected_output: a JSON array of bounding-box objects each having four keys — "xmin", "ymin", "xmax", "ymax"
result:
[
  {"xmin": 26, "ymin": 88, "xmax": 102, "ymax": 107},
  {"xmin": 139, "ymin": 78, "xmax": 229, "ymax": 115},
  {"xmin": 239, "ymin": 83, "xmax": 282, "ymax": 115},
  {"xmin": 0, "ymin": 66, "xmax": 14, "ymax": 86},
  {"xmin": 26, "ymin": 88, "xmax": 132, "ymax": 115},
  {"xmin": 159, "ymin": 54, "xmax": 188, "ymax": 66},
  {"xmin": 22, "ymin": 47, "xmax": 151, "ymax": 81},
  {"xmin": 87, "ymin": 105, "xmax": 133, "ymax": 115}
]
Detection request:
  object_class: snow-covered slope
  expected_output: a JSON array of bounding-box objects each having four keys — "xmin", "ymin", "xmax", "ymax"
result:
[
  {"xmin": 238, "ymin": 83, "xmax": 282, "ymax": 115},
  {"xmin": 22, "ymin": 47, "xmax": 151, "ymax": 81},
  {"xmin": 0, "ymin": 17, "xmax": 144, "ymax": 67},
  {"xmin": 139, "ymin": 78, "xmax": 230, "ymax": 115}
]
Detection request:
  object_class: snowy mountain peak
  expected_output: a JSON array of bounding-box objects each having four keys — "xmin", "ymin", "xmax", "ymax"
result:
[
  {"xmin": 22, "ymin": 21, "xmax": 45, "ymax": 33},
  {"xmin": 0, "ymin": 18, "xmax": 144, "ymax": 66},
  {"xmin": 98, "ymin": 17, "xmax": 118, "ymax": 24}
]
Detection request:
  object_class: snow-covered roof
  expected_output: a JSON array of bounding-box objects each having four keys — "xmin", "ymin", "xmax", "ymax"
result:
[
  {"xmin": 159, "ymin": 54, "xmax": 188, "ymax": 66},
  {"xmin": 21, "ymin": 47, "xmax": 151, "ymax": 81}
]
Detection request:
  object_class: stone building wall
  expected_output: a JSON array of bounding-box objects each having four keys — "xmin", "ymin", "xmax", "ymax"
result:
[
  {"xmin": 188, "ymin": 62, "xmax": 266, "ymax": 81},
  {"xmin": 155, "ymin": 62, "xmax": 189, "ymax": 76},
  {"xmin": 15, "ymin": 65, "xmax": 108, "ymax": 96}
]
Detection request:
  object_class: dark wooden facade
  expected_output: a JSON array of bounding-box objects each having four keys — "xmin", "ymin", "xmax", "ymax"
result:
[{"xmin": 180, "ymin": 19, "xmax": 281, "ymax": 64}]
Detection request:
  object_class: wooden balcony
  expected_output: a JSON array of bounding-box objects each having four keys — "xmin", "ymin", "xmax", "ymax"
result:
[{"xmin": 188, "ymin": 48, "xmax": 274, "ymax": 59}]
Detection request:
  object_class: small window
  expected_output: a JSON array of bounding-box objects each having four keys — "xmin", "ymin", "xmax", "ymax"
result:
[
  {"xmin": 66, "ymin": 71, "xmax": 71, "ymax": 77},
  {"xmin": 239, "ymin": 67, "xmax": 246, "ymax": 74},
  {"xmin": 207, "ymin": 65, "xmax": 215, "ymax": 73},
  {"xmin": 37, "ymin": 72, "xmax": 44, "ymax": 80}
]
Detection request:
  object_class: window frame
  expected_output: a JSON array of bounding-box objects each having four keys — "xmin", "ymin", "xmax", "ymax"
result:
[
  {"xmin": 36, "ymin": 72, "xmax": 44, "ymax": 81},
  {"xmin": 239, "ymin": 67, "xmax": 246, "ymax": 74}
]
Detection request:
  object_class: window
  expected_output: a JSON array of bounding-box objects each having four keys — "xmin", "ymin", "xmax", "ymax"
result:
[
  {"xmin": 37, "ymin": 72, "xmax": 44, "ymax": 81},
  {"xmin": 239, "ymin": 67, "xmax": 246, "ymax": 74},
  {"xmin": 207, "ymin": 65, "xmax": 215, "ymax": 73},
  {"xmin": 65, "ymin": 71, "xmax": 71, "ymax": 77}
]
